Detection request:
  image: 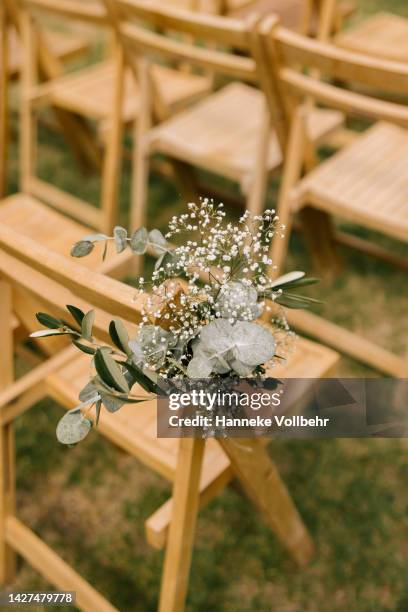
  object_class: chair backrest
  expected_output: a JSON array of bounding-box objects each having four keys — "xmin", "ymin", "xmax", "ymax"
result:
[
  {"xmin": 260, "ymin": 18, "xmax": 408, "ymax": 130},
  {"xmin": 0, "ymin": 224, "xmax": 145, "ymax": 342},
  {"xmin": 16, "ymin": 0, "xmax": 123, "ymax": 231},
  {"xmin": 104, "ymin": 0, "xmax": 260, "ymax": 82}
]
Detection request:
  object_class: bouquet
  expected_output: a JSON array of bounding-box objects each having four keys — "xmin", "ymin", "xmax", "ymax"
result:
[{"xmin": 31, "ymin": 201, "xmax": 320, "ymax": 445}]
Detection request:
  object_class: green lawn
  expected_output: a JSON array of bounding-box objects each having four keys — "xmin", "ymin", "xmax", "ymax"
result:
[{"xmin": 5, "ymin": 1, "xmax": 408, "ymax": 610}]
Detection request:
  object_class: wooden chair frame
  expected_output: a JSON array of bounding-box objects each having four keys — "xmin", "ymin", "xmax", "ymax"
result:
[
  {"xmin": 18, "ymin": 0, "xmax": 125, "ymax": 233},
  {"xmin": 0, "ymin": 225, "xmax": 340, "ymax": 610},
  {"xmin": 258, "ymin": 18, "xmax": 408, "ymax": 378},
  {"xmin": 105, "ymin": 0, "xmax": 344, "ymax": 254}
]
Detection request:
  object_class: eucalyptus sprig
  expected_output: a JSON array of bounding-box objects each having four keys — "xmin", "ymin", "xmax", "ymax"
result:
[{"xmin": 32, "ymin": 200, "xmax": 323, "ymax": 446}]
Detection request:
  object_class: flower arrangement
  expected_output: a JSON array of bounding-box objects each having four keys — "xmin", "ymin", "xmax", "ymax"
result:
[{"xmin": 31, "ymin": 201, "xmax": 320, "ymax": 445}]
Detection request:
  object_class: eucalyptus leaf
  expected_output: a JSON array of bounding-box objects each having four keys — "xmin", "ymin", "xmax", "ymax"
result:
[
  {"xmin": 35, "ymin": 312, "xmax": 62, "ymax": 329},
  {"xmin": 114, "ymin": 226, "xmax": 128, "ymax": 253},
  {"xmin": 79, "ymin": 381, "xmax": 100, "ymax": 403},
  {"xmin": 99, "ymin": 392, "xmax": 125, "ymax": 413},
  {"xmin": 66, "ymin": 305, "xmax": 85, "ymax": 326},
  {"xmin": 229, "ymin": 358, "xmax": 253, "ymax": 376},
  {"xmin": 128, "ymin": 339, "xmax": 144, "ymax": 367},
  {"xmin": 148, "ymin": 229, "xmax": 168, "ymax": 255},
  {"xmin": 94, "ymin": 349, "xmax": 129, "ymax": 393},
  {"xmin": 56, "ymin": 411, "xmax": 92, "ymax": 445},
  {"xmin": 199, "ymin": 319, "xmax": 233, "ymax": 355},
  {"xmin": 122, "ymin": 361, "xmax": 160, "ymax": 394},
  {"xmin": 130, "ymin": 227, "xmax": 148, "ymax": 254},
  {"xmin": 95, "ymin": 400, "xmax": 102, "ymax": 426},
  {"xmin": 231, "ymin": 321, "xmax": 275, "ymax": 366},
  {"xmin": 71, "ymin": 240, "xmax": 94, "ymax": 258},
  {"xmin": 81, "ymin": 310, "xmax": 95, "ymax": 340},
  {"xmin": 187, "ymin": 355, "xmax": 212, "ymax": 379}
]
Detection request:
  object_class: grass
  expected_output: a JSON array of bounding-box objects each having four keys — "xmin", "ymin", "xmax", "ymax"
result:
[{"xmin": 4, "ymin": 0, "xmax": 408, "ymax": 610}]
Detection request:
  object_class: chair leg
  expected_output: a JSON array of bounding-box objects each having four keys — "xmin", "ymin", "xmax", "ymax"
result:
[
  {"xmin": 246, "ymin": 103, "xmax": 271, "ymax": 218},
  {"xmin": 299, "ymin": 207, "xmax": 342, "ymax": 277},
  {"xmin": 158, "ymin": 437, "xmax": 205, "ymax": 612},
  {"xmin": 219, "ymin": 438, "xmax": 314, "ymax": 567},
  {"xmin": 0, "ymin": 423, "xmax": 16, "ymax": 585},
  {"xmin": 0, "ymin": 6, "xmax": 9, "ymax": 199},
  {"xmin": 0, "ymin": 281, "xmax": 16, "ymax": 585}
]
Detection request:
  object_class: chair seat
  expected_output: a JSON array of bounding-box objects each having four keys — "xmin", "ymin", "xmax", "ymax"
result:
[
  {"xmin": 0, "ymin": 194, "xmax": 130, "ymax": 271},
  {"xmin": 147, "ymin": 82, "xmax": 344, "ymax": 188},
  {"xmin": 296, "ymin": 122, "xmax": 408, "ymax": 243},
  {"xmin": 335, "ymin": 12, "xmax": 408, "ymax": 62},
  {"xmin": 7, "ymin": 26, "xmax": 90, "ymax": 78},
  {"xmin": 43, "ymin": 60, "xmax": 211, "ymax": 121},
  {"xmin": 47, "ymin": 332, "xmax": 338, "ymax": 484}
]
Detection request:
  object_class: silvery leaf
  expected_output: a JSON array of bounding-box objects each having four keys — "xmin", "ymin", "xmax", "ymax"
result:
[
  {"xmin": 128, "ymin": 339, "xmax": 144, "ymax": 367},
  {"xmin": 199, "ymin": 319, "xmax": 233, "ymax": 355},
  {"xmin": 148, "ymin": 229, "xmax": 168, "ymax": 255},
  {"xmin": 187, "ymin": 356, "xmax": 213, "ymax": 379},
  {"xmin": 114, "ymin": 226, "xmax": 128, "ymax": 253},
  {"xmin": 231, "ymin": 322, "xmax": 275, "ymax": 366},
  {"xmin": 79, "ymin": 381, "xmax": 100, "ymax": 403},
  {"xmin": 99, "ymin": 392, "xmax": 125, "ymax": 413},
  {"xmin": 56, "ymin": 411, "xmax": 92, "ymax": 445},
  {"xmin": 81, "ymin": 233, "xmax": 108, "ymax": 242},
  {"xmin": 71, "ymin": 240, "xmax": 94, "ymax": 258},
  {"xmin": 228, "ymin": 358, "xmax": 254, "ymax": 377},
  {"xmin": 130, "ymin": 227, "xmax": 148, "ymax": 254}
]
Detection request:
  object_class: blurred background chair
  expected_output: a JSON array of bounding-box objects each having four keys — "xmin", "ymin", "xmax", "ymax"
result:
[
  {"xmin": 107, "ymin": 0, "xmax": 343, "ymax": 247},
  {"xmin": 0, "ymin": 226, "xmax": 339, "ymax": 610},
  {"xmin": 258, "ymin": 18, "xmax": 408, "ymax": 378}
]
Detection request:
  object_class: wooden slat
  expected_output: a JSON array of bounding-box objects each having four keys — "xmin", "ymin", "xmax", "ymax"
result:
[
  {"xmin": 117, "ymin": 0, "xmax": 252, "ymax": 49},
  {"xmin": 274, "ymin": 25, "xmax": 408, "ymax": 93},
  {"xmin": 21, "ymin": 0, "xmax": 107, "ymax": 24},
  {"xmin": 5, "ymin": 517, "xmax": 117, "ymax": 611},
  {"xmin": 121, "ymin": 21, "xmax": 257, "ymax": 81},
  {"xmin": 0, "ymin": 225, "xmax": 146, "ymax": 323}
]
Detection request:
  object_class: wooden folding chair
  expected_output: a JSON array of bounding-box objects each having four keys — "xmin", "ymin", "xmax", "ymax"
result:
[
  {"xmin": 106, "ymin": 0, "xmax": 344, "ymax": 239},
  {"xmin": 0, "ymin": 225, "xmax": 339, "ymax": 610},
  {"xmin": 257, "ymin": 18, "xmax": 408, "ymax": 378},
  {"xmin": 10, "ymin": 0, "xmax": 212, "ymax": 232}
]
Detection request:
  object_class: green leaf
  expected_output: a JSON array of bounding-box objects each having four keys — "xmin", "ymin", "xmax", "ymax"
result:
[
  {"xmin": 66, "ymin": 305, "xmax": 85, "ymax": 327},
  {"xmin": 130, "ymin": 227, "xmax": 148, "ymax": 254},
  {"xmin": 36, "ymin": 312, "xmax": 62, "ymax": 329},
  {"xmin": 94, "ymin": 349, "xmax": 129, "ymax": 393},
  {"xmin": 279, "ymin": 277, "xmax": 320, "ymax": 289},
  {"xmin": 122, "ymin": 361, "xmax": 160, "ymax": 394},
  {"xmin": 56, "ymin": 411, "xmax": 92, "ymax": 445},
  {"xmin": 268, "ymin": 271, "xmax": 305, "ymax": 289},
  {"xmin": 114, "ymin": 226, "xmax": 128, "ymax": 253},
  {"xmin": 73, "ymin": 340, "xmax": 96, "ymax": 355},
  {"xmin": 109, "ymin": 319, "xmax": 131, "ymax": 356},
  {"xmin": 274, "ymin": 293, "xmax": 322, "ymax": 309},
  {"xmin": 71, "ymin": 240, "xmax": 94, "ymax": 258},
  {"xmin": 81, "ymin": 310, "xmax": 95, "ymax": 340}
]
